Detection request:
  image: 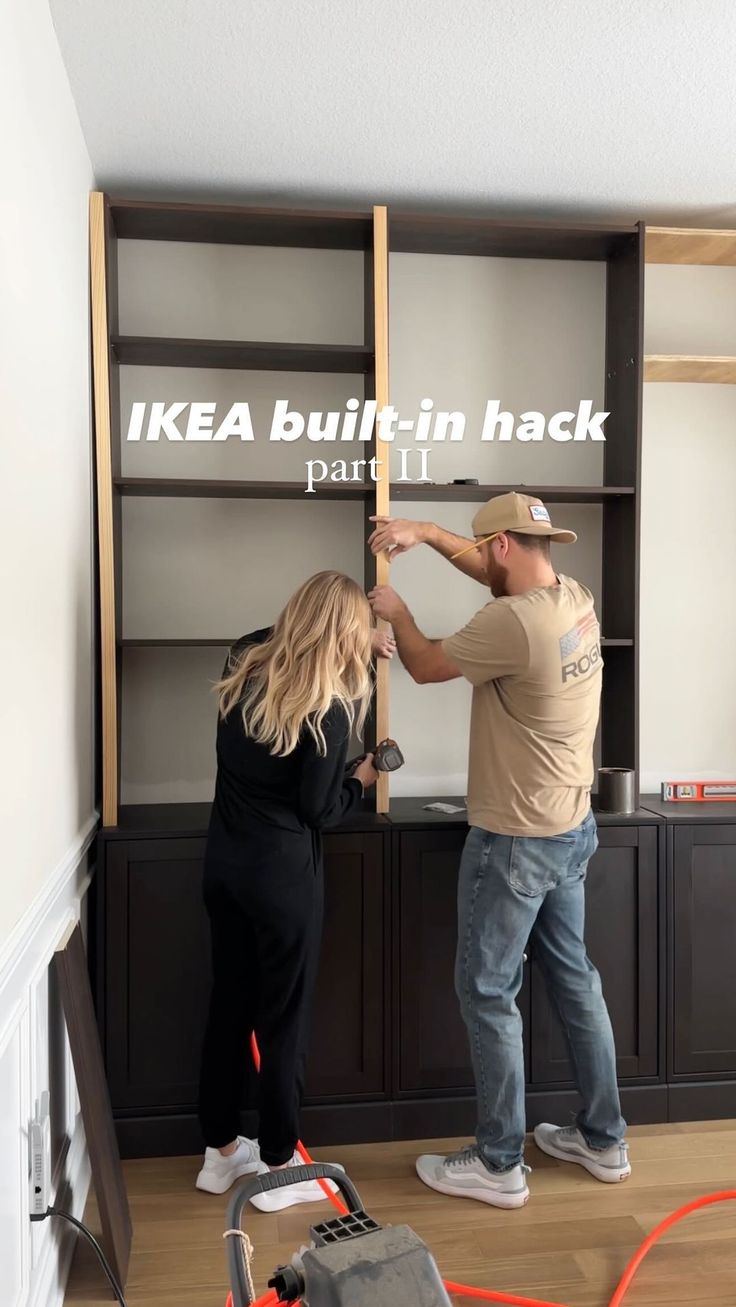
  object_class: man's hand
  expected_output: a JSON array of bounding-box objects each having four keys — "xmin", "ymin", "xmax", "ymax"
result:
[
  {"xmin": 371, "ymin": 628, "xmax": 397, "ymax": 659},
  {"xmin": 368, "ymin": 585, "xmax": 409, "ymax": 624},
  {"xmin": 368, "ymin": 516, "xmax": 429, "ymax": 557}
]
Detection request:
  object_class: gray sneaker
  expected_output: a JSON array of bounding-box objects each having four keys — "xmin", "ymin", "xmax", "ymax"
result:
[
  {"xmin": 416, "ymin": 1146, "xmax": 530, "ymax": 1208},
  {"xmin": 533, "ymin": 1123, "xmax": 631, "ymax": 1183}
]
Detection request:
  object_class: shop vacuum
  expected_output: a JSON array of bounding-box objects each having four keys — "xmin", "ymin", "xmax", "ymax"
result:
[{"xmin": 225, "ymin": 1163, "xmax": 453, "ymax": 1307}]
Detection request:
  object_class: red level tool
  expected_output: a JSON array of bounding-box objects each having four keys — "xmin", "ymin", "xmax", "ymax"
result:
[{"xmin": 662, "ymin": 780, "xmax": 736, "ymax": 801}]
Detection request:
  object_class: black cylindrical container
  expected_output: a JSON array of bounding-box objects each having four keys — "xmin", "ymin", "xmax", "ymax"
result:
[{"xmin": 597, "ymin": 767, "xmax": 635, "ymax": 814}]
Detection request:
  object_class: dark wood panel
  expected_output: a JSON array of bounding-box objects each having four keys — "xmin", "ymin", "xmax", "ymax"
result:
[
  {"xmin": 603, "ymin": 225, "xmax": 644, "ymax": 487},
  {"xmin": 396, "ymin": 830, "xmax": 531, "ymax": 1093},
  {"xmin": 643, "ymin": 796, "xmax": 736, "ymax": 823},
  {"xmin": 389, "ymin": 214, "xmax": 637, "ymax": 259},
  {"xmin": 113, "ymin": 1084, "xmax": 670, "ymax": 1158},
  {"xmin": 102, "ymin": 831, "xmax": 387, "ymax": 1115},
  {"xmin": 105, "ymin": 838, "xmax": 211, "ymax": 1110},
  {"xmin": 600, "ymin": 636, "xmax": 636, "ymax": 771},
  {"xmin": 671, "ymin": 824, "xmax": 736, "ymax": 1076},
  {"xmin": 113, "ymin": 335, "xmax": 373, "ymax": 373},
  {"xmin": 304, "ymin": 833, "xmax": 387, "ymax": 1099},
  {"xmin": 530, "ymin": 825, "xmax": 659, "ymax": 1084},
  {"xmin": 390, "ymin": 484, "xmax": 635, "ymax": 503},
  {"xmin": 386, "ymin": 797, "xmax": 661, "ymax": 829},
  {"xmin": 114, "ymin": 478, "xmax": 372, "ymax": 500},
  {"xmin": 102, "ymin": 802, "xmax": 387, "ymax": 840},
  {"xmin": 119, "ymin": 637, "xmax": 234, "ymax": 648},
  {"xmin": 601, "ymin": 495, "xmax": 638, "ymax": 642},
  {"xmin": 109, "ymin": 197, "xmax": 372, "ymax": 249}
]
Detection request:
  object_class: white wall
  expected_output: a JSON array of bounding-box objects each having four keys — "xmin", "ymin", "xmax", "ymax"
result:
[
  {"xmin": 120, "ymin": 498, "xmax": 365, "ymax": 802},
  {"xmin": 0, "ymin": 834, "xmax": 95, "ymax": 1307},
  {"xmin": 0, "ymin": 3, "xmax": 96, "ymax": 1302},
  {"xmin": 0, "ymin": 0, "xmax": 96, "ymax": 940},
  {"xmin": 640, "ymin": 263, "xmax": 736, "ymax": 790}
]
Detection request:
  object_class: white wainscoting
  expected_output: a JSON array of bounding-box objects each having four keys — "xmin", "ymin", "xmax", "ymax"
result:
[{"xmin": 0, "ymin": 813, "xmax": 98, "ymax": 1307}]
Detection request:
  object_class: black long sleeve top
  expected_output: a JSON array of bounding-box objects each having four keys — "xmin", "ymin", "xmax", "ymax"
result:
[{"xmin": 205, "ymin": 628, "xmax": 363, "ymax": 879}]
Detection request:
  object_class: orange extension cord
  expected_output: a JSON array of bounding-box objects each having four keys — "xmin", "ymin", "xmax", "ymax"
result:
[{"xmin": 225, "ymin": 1034, "xmax": 736, "ymax": 1307}]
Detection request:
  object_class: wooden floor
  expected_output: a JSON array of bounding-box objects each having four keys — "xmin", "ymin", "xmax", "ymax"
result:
[{"xmin": 65, "ymin": 1121, "xmax": 736, "ymax": 1307}]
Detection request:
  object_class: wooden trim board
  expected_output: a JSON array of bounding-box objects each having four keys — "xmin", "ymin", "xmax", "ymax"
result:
[
  {"xmin": 373, "ymin": 206, "xmax": 390, "ymax": 814},
  {"xmin": 89, "ymin": 192, "xmax": 118, "ymax": 826},
  {"xmin": 646, "ymin": 226, "xmax": 736, "ymax": 265},
  {"xmin": 644, "ymin": 354, "xmax": 736, "ymax": 383}
]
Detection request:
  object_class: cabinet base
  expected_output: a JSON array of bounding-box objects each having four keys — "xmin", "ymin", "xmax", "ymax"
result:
[{"xmin": 114, "ymin": 1083, "xmax": 691, "ymax": 1159}]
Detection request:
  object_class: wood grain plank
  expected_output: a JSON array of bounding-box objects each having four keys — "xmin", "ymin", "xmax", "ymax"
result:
[
  {"xmin": 645, "ymin": 226, "xmax": 736, "ymax": 265},
  {"xmin": 644, "ymin": 354, "xmax": 736, "ymax": 383},
  {"xmin": 65, "ymin": 1124, "xmax": 736, "ymax": 1307},
  {"xmin": 89, "ymin": 191, "xmax": 118, "ymax": 825},
  {"xmin": 372, "ymin": 205, "xmax": 391, "ymax": 814}
]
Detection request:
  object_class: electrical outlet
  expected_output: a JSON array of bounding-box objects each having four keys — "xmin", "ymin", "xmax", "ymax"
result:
[{"xmin": 29, "ymin": 1091, "xmax": 51, "ymax": 1217}]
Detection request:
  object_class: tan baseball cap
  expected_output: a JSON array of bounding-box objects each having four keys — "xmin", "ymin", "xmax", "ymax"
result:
[{"xmin": 451, "ymin": 492, "xmax": 576, "ymax": 558}]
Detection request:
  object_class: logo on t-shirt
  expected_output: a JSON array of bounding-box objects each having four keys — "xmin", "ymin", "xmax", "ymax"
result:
[
  {"xmin": 529, "ymin": 504, "xmax": 551, "ymax": 522},
  {"xmin": 560, "ymin": 611, "xmax": 600, "ymax": 682}
]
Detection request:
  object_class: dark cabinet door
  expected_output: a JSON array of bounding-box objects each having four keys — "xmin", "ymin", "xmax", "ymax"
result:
[
  {"xmin": 671, "ymin": 824, "xmax": 736, "ymax": 1077},
  {"xmin": 105, "ymin": 837, "xmax": 211, "ymax": 1110},
  {"xmin": 396, "ymin": 830, "xmax": 530, "ymax": 1094},
  {"xmin": 103, "ymin": 831, "xmax": 387, "ymax": 1112},
  {"xmin": 304, "ymin": 832, "xmax": 387, "ymax": 1100},
  {"xmin": 530, "ymin": 825, "xmax": 659, "ymax": 1085}
]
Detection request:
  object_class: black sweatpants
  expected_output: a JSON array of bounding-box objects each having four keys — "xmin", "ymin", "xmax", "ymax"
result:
[{"xmin": 198, "ymin": 855, "xmax": 324, "ymax": 1166}]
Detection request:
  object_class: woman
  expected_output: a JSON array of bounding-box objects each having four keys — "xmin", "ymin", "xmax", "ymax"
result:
[{"xmin": 196, "ymin": 571, "xmax": 383, "ymax": 1210}]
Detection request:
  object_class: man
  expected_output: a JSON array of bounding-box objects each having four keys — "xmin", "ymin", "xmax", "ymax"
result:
[{"xmin": 368, "ymin": 492, "xmax": 629, "ymax": 1210}]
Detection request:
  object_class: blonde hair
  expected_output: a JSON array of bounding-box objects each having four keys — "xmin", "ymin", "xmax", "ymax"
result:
[{"xmin": 216, "ymin": 571, "xmax": 373, "ymax": 756}]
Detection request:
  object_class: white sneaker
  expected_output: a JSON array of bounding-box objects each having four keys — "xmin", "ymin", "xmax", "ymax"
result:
[
  {"xmin": 195, "ymin": 1136, "xmax": 263, "ymax": 1194},
  {"xmin": 249, "ymin": 1154, "xmax": 344, "ymax": 1212},
  {"xmin": 416, "ymin": 1147, "xmax": 530, "ymax": 1209},
  {"xmin": 534, "ymin": 1123, "xmax": 631, "ymax": 1183}
]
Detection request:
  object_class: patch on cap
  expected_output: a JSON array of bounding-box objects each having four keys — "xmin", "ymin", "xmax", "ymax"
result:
[{"xmin": 529, "ymin": 504, "xmax": 551, "ymax": 523}]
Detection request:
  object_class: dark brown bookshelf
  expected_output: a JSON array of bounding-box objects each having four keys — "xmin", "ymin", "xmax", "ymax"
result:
[
  {"xmin": 112, "ymin": 336, "xmax": 374, "ymax": 373},
  {"xmin": 109, "ymin": 198, "xmax": 373, "ymax": 249},
  {"xmin": 114, "ymin": 478, "xmax": 373, "ymax": 500},
  {"xmin": 119, "ymin": 637, "xmax": 234, "ymax": 647},
  {"xmin": 119, "ymin": 634, "xmax": 632, "ymax": 649},
  {"xmin": 94, "ymin": 195, "xmax": 644, "ymax": 822},
  {"xmin": 390, "ymin": 484, "xmax": 635, "ymax": 503},
  {"xmin": 390, "ymin": 214, "xmax": 638, "ymax": 260}
]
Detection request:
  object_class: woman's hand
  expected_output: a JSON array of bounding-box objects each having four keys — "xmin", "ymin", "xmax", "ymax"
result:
[
  {"xmin": 371, "ymin": 628, "xmax": 397, "ymax": 660},
  {"xmin": 352, "ymin": 753, "xmax": 379, "ymax": 789}
]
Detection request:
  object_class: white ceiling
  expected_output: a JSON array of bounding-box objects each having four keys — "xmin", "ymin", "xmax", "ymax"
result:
[{"xmin": 49, "ymin": 0, "xmax": 736, "ymax": 224}]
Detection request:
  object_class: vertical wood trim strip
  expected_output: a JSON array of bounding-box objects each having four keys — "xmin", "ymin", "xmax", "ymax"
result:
[
  {"xmin": 373, "ymin": 206, "xmax": 390, "ymax": 813},
  {"xmin": 90, "ymin": 192, "xmax": 119, "ymax": 826}
]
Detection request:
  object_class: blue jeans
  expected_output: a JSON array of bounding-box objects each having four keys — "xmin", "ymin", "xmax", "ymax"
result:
[{"xmin": 455, "ymin": 811, "xmax": 626, "ymax": 1173}]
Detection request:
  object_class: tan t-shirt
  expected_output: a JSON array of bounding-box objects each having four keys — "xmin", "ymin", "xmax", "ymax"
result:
[{"xmin": 442, "ymin": 575, "xmax": 602, "ymax": 837}]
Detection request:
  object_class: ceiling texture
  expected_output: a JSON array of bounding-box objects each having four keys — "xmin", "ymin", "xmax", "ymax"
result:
[{"xmin": 49, "ymin": 0, "xmax": 736, "ymax": 223}]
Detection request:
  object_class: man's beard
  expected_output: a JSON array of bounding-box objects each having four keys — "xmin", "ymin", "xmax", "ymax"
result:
[{"xmin": 486, "ymin": 558, "xmax": 509, "ymax": 598}]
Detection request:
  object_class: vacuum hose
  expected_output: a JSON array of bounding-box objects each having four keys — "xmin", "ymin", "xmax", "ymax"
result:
[{"xmin": 240, "ymin": 1033, "xmax": 735, "ymax": 1307}]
